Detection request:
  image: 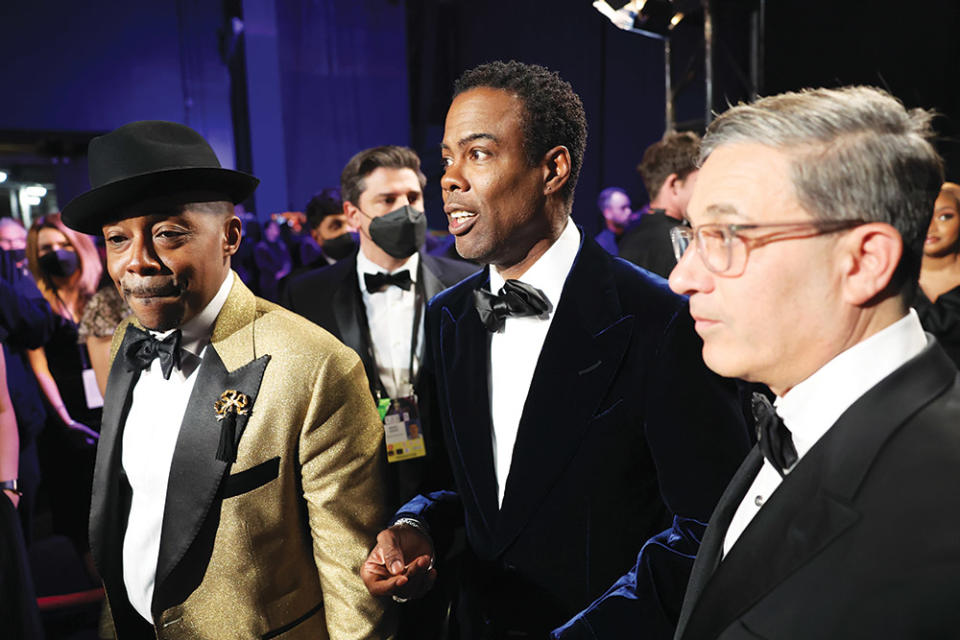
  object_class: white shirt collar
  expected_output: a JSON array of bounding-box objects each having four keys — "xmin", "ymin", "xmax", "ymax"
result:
[
  {"xmin": 775, "ymin": 309, "xmax": 927, "ymax": 458},
  {"xmin": 488, "ymin": 217, "xmax": 580, "ymax": 313},
  {"xmin": 151, "ymin": 270, "xmax": 233, "ymax": 358},
  {"xmin": 356, "ymin": 249, "xmax": 419, "ymax": 283}
]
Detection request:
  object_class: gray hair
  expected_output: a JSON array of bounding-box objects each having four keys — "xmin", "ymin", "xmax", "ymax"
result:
[{"xmin": 700, "ymin": 86, "xmax": 943, "ymax": 301}]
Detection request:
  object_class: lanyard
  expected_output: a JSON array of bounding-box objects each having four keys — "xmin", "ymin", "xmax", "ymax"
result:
[{"xmin": 355, "ymin": 262, "xmax": 425, "ymax": 400}]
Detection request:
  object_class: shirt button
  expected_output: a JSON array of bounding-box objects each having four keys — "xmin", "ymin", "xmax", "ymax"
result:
[{"xmin": 754, "ymin": 495, "xmax": 764, "ymax": 507}]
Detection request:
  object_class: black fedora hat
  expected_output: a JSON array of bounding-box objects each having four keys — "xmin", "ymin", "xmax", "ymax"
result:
[{"xmin": 61, "ymin": 120, "xmax": 259, "ymax": 234}]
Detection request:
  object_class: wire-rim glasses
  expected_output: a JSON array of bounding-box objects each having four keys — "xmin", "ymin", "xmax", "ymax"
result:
[{"xmin": 670, "ymin": 219, "xmax": 868, "ymax": 276}]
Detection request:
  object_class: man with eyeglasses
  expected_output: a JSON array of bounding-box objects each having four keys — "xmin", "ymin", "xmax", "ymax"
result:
[
  {"xmin": 665, "ymin": 87, "xmax": 960, "ymax": 638},
  {"xmin": 558, "ymin": 85, "xmax": 960, "ymax": 639}
]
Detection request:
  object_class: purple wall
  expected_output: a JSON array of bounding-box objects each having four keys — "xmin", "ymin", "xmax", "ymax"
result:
[{"xmin": 0, "ymin": 1, "xmax": 234, "ymax": 206}]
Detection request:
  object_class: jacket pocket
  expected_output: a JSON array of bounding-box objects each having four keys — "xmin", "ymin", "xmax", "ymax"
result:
[
  {"xmin": 262, "ymin": 600, "xmax": 324, "ymax": 639},
  {"xmin": 223, "ymin": 456, "xmax": 280, "ymax": 499}
]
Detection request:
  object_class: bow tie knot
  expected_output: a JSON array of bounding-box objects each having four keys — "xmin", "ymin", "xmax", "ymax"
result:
[
  {"xmin": 123, "ymin": 326, "xmax": 182, "ymax": 380},
  {"xmin": 473, "ymin": 279, "xmax": 552, "ymax": 333},
  {"xmin": 752, "ymin": 392, "xmax": 798, "ymax": 477},
  {"xmin": 365, "ymin": 269, "xmax": 412, "ymax": 292}
]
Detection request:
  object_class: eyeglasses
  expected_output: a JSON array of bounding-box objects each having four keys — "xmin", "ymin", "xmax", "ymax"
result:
[{"xmin": 670, "ymin": 219, "xmax": 868, "ymax": 276}]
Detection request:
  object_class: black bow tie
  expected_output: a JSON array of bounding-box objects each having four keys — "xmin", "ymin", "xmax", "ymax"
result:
[
  {"xmin": 364, "ymin": 270, "xmax": 412, "ymax": 292},
  {"xmin": 473, "ymin": 279, "xmax": 551, "ymax": 333},
  {"xmin": 752, "ymin": 393, "xmax": 798, "ymax": 477},
  {"xmin": 122, "ymin": 326, "xmax": 182, "ymax": 380}
]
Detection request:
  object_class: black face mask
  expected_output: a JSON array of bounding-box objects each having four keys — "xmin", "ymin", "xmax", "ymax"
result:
[
  {"xmin": 322, "ymin": 232, "xmax": 357, "ymax": 261},
  {"xmin": 5, "ymin": 247, "xmax": 26, "ymax": 266},
  {"xmin": 38, "ymin": 249, "xmax": 79, "ymax": 278},
  {"xmin": 366, "ymin": 205, "xmax": 427, "ymax": 259}
]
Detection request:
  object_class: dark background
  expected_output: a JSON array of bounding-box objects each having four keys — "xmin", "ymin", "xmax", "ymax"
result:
[{"xmin": 0, "ymin": 0, "xmax": 956, "ymax": 234}]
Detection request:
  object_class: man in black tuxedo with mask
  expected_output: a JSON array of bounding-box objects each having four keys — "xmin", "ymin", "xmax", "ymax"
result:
[
  {"xmin": 360, "ymin": 61, "xmax": 751, "ymax": 640},
  {"xmin": 283, "ymin": 146, "xmax": 476, "ymax": 510}
]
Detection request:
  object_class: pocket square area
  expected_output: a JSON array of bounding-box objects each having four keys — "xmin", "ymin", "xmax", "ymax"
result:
[{"xmin": 223, "ymin": 456, "xmax": 280, "ymax": 498}]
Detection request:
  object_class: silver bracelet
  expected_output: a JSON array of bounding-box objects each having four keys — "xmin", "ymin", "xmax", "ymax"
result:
[
  {"xmin": 389, "ymin": 516, "xmax": 436, "ymax": 603},
  {"xmin": 393, "ymin": 517, "xmax": 430, "ymax": 537}
]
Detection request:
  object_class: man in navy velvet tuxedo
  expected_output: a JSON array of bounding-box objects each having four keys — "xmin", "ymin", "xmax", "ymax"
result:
[{"xmin": 359, "ymin": 60, "xmax": 751, "ymax": 639}]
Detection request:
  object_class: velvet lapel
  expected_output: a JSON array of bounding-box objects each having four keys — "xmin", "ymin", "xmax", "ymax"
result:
[
  {"xmin": 152, "ymin": 278, "xmax": 270, "ymax": 612},
  {"xmin": 89, "ymin": 323, "xmax": 141, "ymax": 589},
  {"xmin": 494, "ymin": 237, "xmax": 634, "ymax": 553},
  {"xmin": 679, "ymin": 339, "xmax": 957, "ymax": 640},
  {"xmin": 439, "ymin": 269, "xmax": 499, "ymax": 534}
]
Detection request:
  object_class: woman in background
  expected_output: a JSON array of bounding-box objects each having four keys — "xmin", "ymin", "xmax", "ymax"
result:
[
  {"xmin": 78, "ymin": 283, "xmax": 131, "ymax": 396},
  {"xmin": 25, "ymin": 213, "xmax": 102, "ymax": 436},
  {"xmin": 917, "ymin": 182, "xmax": 960, "ymax": 366},
  {"xmin": 25, "ymin": 212, "xmax": 100, "ymax": 555}
]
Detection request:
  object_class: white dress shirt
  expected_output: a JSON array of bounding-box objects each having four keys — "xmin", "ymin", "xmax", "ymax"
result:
[
  {"xmin": 357, "ymin": 250, "xmax": 422, "ymax": 399},
  {"xmin": 121, "ymin": 271, "xmax": 233, "ymax": 622},
  {"xmin": 489, "ymin": 219, "xmax": 580, "ymax": 507},
  {"xmin": 722, "ymin": 309, "xmax": 928, "ymax": 557}
]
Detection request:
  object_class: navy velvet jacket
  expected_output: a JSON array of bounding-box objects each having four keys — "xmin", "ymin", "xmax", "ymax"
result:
[{"xmin": 397, "ymin": 231, "xmax": 751, "ymax": 638}]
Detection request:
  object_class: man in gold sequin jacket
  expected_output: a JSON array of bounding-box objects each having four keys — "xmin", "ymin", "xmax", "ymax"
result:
[{"xmin": 62, "ymin": 120, "xmax": 391, "ymax": 640}]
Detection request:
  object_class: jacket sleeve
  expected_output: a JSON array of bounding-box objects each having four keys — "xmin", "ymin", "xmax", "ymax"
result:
[
  {"xmin": 0, "ymin": 276, "xmax": 58, "ymax": 350},
  {"xmin": 299, "ymin": 351, "xmax": 392, "ymax": 640},
  {"xmin": 557, "ymin": 298, "xmax": 752, "ymax": 639},
  {"xmin": 551, "ymin": 517, "xmax": 707, "ymax": 640}
]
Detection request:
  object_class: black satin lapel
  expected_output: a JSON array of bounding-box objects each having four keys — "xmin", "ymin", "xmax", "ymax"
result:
[
  {"xmin": 439, "ymin": 296, "xmax": 499, "ymax": 532},
  {"xmin": 493, "ymin": 309, "xmax": 634, "ymax": 552},
  {"xmin": 420, "ymin": 257, "xmax": 445, "ymax": 300},
  {"xmin": 681, "ymin": 453, "xmax": 859, "ymax": 640},
  {"xmin": 332, "ymin": 268, "xmax": 366, "ymax": 356},
  {"xmin": 89, "ymin": 335, "xmax": 140, "ymax": 585},
  {"xmin": 676, "ymin": 449, "xmax": 762, "ymax": 640},
  {"xmin": 152, "ymin": 348, "xmax": 270, "ymax": 608},
  {"xmin": 680, "ymin": 341, "xmax": 956, "ymax": 640}
]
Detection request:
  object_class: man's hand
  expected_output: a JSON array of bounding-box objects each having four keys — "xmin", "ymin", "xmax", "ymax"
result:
[{"xmin": 361, "ymin": 523, "xmax": 437, "ymax": 600}]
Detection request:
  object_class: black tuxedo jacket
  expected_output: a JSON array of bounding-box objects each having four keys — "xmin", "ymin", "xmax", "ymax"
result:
[
  {"xmin": 282, "ymin": 250, "xmax": 477, "ymax": 510},
  {"xmin": 618, "ymin": 211, "xmax": 684, "ymax": 279},
  {"xmin": 675, "ymin": 339, "xmax": 960, "ymax": 640},
  {"xmin": 401, "ymin": 232, "xmax": 751, "ymax": 638}
]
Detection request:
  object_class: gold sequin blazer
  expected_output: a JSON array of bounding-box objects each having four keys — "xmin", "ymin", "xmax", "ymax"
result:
[{"xmin": 90, "ymin": 274, "xmax": 391, "ymax": 639}]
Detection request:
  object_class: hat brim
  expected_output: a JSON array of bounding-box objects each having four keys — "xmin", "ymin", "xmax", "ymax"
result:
[{"xmin": 61, "ymin": 167, "xmax": 260, "ymax": 235}]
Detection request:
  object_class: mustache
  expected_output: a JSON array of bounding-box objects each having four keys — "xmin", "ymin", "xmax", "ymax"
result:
[{"xmin": 121, "ymin": 279, "xmax": 182, "ymax": 297}]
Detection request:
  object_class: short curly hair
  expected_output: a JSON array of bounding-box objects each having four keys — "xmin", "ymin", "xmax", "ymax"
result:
[
  {"xmin": 637, "ymin": 131, "xmax": 701, "ymax": 201},
  {"xmin": 454, "ymin": 60, "xmax": 587, "ymax": 207}
]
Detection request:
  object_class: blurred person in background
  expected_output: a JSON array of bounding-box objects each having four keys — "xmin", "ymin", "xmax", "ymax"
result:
[
  {"xmin": 0, "ymin": 220, "xmax": 59, "ymax": 542},
  {"xmin": 25, "ymin": 213, "xmax": 102, "ymax": 438},
  {"xmin": 300, "ymin": 187, "xmax": 357, "ymax": 269},
  {"xmin": 77, "ymin": 282, "xmax": 132, "ymax": 397},
  {"xmin": 594, "ymin": 187, "xmax": 633, "ymax": 255},
  {"xmin": 916, "ymin": 182, "xmax": 960, "ymax": 365},
  {"xmin": 254, "ymin": 217, "xmax": 292, "ymax": 302},
  {"xmin": 0, "ymin": 344, "xmax": 44, "ymax": 639},
  {"xmin": 0, "ymin": 218, "xmax": 29, "ymax": 263},
  {"xmin": 230, "ymin": 205, "xmax": 260, "ymax": 291},
  {"xmin": 25, "ymin": 213, "xmax": 101, "ymax": 556},
  {"xmin": 619, "ymin": 131, "xmax": 700, "ymax": 277}
]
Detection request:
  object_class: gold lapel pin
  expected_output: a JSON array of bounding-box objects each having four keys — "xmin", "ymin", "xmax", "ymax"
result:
[{"xmin": 215, "ymin": 389, "xmax": 250, "ymax": 420}]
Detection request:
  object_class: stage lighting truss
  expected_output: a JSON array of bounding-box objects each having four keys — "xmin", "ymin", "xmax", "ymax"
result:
[{"xmin": 593, "ymin": 0, "xmax": 764, "ymax": 134}]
